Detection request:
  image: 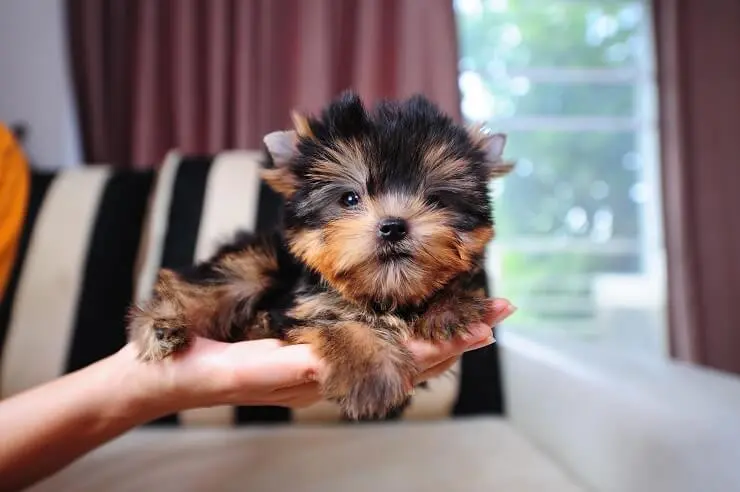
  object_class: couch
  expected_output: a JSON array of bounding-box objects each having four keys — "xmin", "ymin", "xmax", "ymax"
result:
[{"xmin": 2, "ymin": 151, "xmax": 739, "ymax": 491}]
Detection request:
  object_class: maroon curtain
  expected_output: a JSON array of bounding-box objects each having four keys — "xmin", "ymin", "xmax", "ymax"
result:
[
  {"xmin": 66, "ymin": 0, "xmax": 462, "ymax": 169},
  {"xmin": 653, "ymin": 0, "xmax": 740, "ymax": 374}
]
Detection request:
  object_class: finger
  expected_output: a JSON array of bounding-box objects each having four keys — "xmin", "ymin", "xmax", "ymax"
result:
[
  {"xmin": 270, "ymin": 381, "xmax": 322, "ymax": 401},
  {"xmin": 273, "ymin": 387, "xmax": 323, "ymax": 409},
  {"xmin": 230, "ymin": 382, "xmax": 322, "ymax": 408},
  {"xmin": 230, "ymin": 343, "xmax": 325, "ymax": 390},
  {"xmin": 268, "ymin": 382, "xmax": 323, "ymax": 408},
  {"xmin": 231, "ymin": 338, "xmax": 287, "ymax": 351},
  {"xmin": 414, "ymin": 355, "xmax": 459, "ymax": 384},
  {"xmin": 406, "ymin": 322, "xmax": 491, "ymax": 369},
  {"xmin": 484, "ymin": 298, "xmax": 516, "ymax": 326},
  {"xmin": 261, "ymin": 344, "xmax": 325, "ymax": 386},
  {"xmin": 407, "ymin": 299, "xmax": 517, "ymax": 369},
  {"xmin": 198, "ymin": 336, "xmax": 286, "ymax": 361}
]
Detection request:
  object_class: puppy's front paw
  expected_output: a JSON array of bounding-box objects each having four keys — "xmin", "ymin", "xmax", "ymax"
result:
[
  {"xmin": 146, "ymin": 322, "xmax": 189, "ymax": 361},
  {"xmin": 416, "ymin": 294, "xmax": 490, "ymax": 342},
  {"xmin": 324, "ymin": 359, "xmax": 417, "ymax": 420},
  {"xmin": 128, "ymin": 309, "xmax": 190, "ymax": 361}
]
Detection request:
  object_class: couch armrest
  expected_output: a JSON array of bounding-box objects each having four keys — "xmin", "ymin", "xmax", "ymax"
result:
[{"xmin": 499, "ymin": 329, "xmax": 740, "ymax": 492}]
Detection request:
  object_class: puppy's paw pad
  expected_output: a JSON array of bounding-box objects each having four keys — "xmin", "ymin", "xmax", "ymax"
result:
[{"xmin": 138, "ymin": 322, "xmax": 189, "ymax": 361}]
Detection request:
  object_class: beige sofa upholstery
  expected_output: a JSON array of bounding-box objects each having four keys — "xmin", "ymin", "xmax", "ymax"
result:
[{"xmin": 26, "ymin": 420, "xmax": 585, "ymax": 492}]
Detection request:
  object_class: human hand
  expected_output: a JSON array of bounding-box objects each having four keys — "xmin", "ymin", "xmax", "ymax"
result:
[
  {"xmin": 124, "ymin": 298, "xmax": 516, "ymax": 415},
  {"xmin": 408, "ymin": 297, "xmax": 516, "ymax": 384}
]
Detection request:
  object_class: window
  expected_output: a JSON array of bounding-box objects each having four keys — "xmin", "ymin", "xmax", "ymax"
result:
[{"xmin": 454, "ymin": 0, "xmax": 666, "ymax": 356}]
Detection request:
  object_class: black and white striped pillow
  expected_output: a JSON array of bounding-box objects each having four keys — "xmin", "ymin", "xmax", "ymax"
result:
[
  {"xmin": 0, "ymin": 151, "xmax": 504, "ymax": 426},
  {"xmin": 0, "ymin": 165, "xmax": 154, "ymax": 396}
]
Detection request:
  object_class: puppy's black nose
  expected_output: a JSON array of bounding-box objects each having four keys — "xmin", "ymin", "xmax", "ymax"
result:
[{"xmin": 378, "ymin": 218, "xmax": 408, "ymax": 242}]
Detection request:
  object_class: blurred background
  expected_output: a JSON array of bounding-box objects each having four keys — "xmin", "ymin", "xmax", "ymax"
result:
[
  {"xmin": 0, "ymin": 0, "xmax": 667, "ymax": 354},
  {"xmin": 0, "ymin": 0, "xmax": 682, "ymax": 362},
  {"xmin": 456, "ymin": 0, "xmax": 664, "ymax": 355},
  {"xmin": 3, "ymin": 1, "xmax": 740, "ymax": 490}
]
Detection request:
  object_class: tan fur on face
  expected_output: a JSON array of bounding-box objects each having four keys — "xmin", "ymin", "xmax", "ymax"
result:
[
  {"xmin": 373, "ymin": 192, "xmax": 427, "ymax": 219},
  {"xmin": 288, "ymin": 191, "xmax": 493, "ymax": 306},
  {"xmin": 309, "ymin": 139, "xmax": 368, "ymax": 188},
  {"xmin": 266, "ymin": 138, "xmax": 369, "ymax": 200},
  {"xmin": 421, "ymin": 142, "xmax": 476, "ymax": 189},
  {"xmin": 457, "ymin": 225, "xmax": 494, "ymax": 262}
]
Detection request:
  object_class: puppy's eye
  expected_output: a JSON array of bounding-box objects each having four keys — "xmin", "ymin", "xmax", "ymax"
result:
[
  {"xmin": 340, "ymin": 191, "xmax": 361, "ymax": 208},
  {"xmin": 427, "ymin": 194, "xmax": 444, "ymax": 207}
]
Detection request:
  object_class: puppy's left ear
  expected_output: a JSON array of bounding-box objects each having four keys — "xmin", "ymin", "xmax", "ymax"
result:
[
  {"xmin": 261, "ymin": 111, "xmax": 316, "ymax": 198},
  {"xmin": 467, "ymin": 124, "xmax": 515, "ymax": 179},
  {"xmin": 262, "ymin": 129, "xmax": 299, "ymax": 198}
]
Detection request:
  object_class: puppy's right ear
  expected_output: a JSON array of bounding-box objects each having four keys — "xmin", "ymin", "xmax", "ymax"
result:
[
  {"xmin": 466, "ymin": 123, "xmax": 515, "ymax": 179},
  {"xmin": 262, "ymin": 129, "xmax": 300, "ymax": 198}
]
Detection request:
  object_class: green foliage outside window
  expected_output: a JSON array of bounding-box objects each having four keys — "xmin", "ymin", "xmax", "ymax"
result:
[{"xmin": 455, "ymin": 0, "xmax": 653, "ymax": 329}]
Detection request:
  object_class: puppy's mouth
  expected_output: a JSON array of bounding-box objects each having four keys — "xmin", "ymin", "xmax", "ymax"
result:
[{"xmin": 377, "ymin": 248, "xmax": 414, "ymax": 263}]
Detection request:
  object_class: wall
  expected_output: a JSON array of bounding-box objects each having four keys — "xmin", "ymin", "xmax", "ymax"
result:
[{"xmin": 0, "ymin": 0, "xmax": 81, "ymax": 169}]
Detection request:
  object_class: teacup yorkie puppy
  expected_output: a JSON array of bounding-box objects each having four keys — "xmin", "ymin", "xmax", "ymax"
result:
[{"xmin": 127, "ymin": 91, "xmax": 513, "ymax": 420}]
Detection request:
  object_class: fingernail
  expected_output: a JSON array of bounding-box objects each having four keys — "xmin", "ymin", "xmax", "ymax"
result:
[
  {"xmin": 495, "ymin": 304, "xmax": 517, "ymax": 323},
  {"xmin": 465, "ymin": 334, "xmax": 495, "ymax": 352}
]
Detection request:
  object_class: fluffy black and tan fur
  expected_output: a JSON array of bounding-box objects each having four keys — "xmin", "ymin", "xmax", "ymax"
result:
[{"xmin": 127, "ymin": 92, "xmax": 513, "ymax": 420}]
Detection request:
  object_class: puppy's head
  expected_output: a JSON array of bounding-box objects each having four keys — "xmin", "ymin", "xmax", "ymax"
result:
[{"xmin": 262, "ymin": 91, "xmax": 512, "ymax": 307}]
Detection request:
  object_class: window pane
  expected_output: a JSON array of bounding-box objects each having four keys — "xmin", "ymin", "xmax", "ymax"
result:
[
  {"xmin": 456, "ymin": 0, "xmax": 666, "ymax": 354},
  {"xmin": 495, "ymin": 130, "xmax": 640, "ymax": 239},
  {"xmin": 456, "ymin": 0, "xmax": 647, "ymax": 69},
  {"xmin": 485, "ymin": 81, "xmax": 636, "ymax": 117}
]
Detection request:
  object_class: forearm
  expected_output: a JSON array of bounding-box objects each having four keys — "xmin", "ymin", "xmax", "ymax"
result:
[{"xmin": 0, "ymin": 346, "xmax": 170, "ymax": 491}]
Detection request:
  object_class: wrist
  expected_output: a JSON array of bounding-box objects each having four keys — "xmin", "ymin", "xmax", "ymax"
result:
[
  {"xmin": 105, "ymin": 339, "xmax": 236, "ymax": 418},
  {"xmin": 101, "ymin": 344, "xmax": 178, "ymax": 423}
]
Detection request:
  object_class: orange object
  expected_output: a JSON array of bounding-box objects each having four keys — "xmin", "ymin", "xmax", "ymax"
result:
[{"xmin": 0, "ymin": 123, "xmax": 30, "ymax": 301}]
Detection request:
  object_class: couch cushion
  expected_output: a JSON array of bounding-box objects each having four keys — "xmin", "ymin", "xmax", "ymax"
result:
[
  {"xmin": 500, "ymin": 330, "xmax": 740, "ymax": 492},
  {"xmin": 26, "ymin": 418, "xmax": 586, "ymax": 492},
  {"xmin": 0, "ymin": 166, "xmax": 154, "ymax": 397}
]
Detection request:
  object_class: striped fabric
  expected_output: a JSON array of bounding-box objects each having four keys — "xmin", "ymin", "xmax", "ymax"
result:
[
  {"xmin": 0, "ymin": 151, "xmax": 504, "ymax": 426},
  {"xmin": 0, "ymin": 167, "xmax": 154, "ymax": 396}
]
